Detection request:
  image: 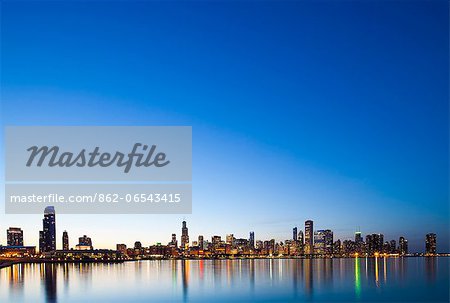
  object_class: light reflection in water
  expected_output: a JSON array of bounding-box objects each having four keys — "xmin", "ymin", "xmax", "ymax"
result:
[
  {"xmin": 0, "ymin": 258, "xmax": 448, "ymax": 302},
  {"xmin": 355, "ymin": 257, "xmax": 361, "ymax": 299},
  {"xmin": 375, "ymin": 257, "xmax": 379, "ymax": 287},
  {"xmin": 181, "ymin": 260, "xmax": 189, "ymax": 302},
  {"xmin": 425, "ymin": 257, "xmax": 436, "ymax": 283},
  {"xmin": 42, "ymin": 264, "xmax": 57, "ymax": 303}
]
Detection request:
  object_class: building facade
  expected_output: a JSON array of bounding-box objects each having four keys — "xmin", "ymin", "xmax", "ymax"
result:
[
  {"xmin": 425, "ymin": 233, "xmax": 436, "ymax": 255},
  {"xmin": 7, "ymin": 227, "xmax": 24, "ymax": 246},
  {"xmin": 305, "ymin": 220, "xmax": 314, "ymax": 255},
  {"xmin": 40, "ymin": 206, "xmax": 56, "ymax": 253},
  {"xmin": 62, "ymin": 230, "xmax": 69, "ymax": 250}
]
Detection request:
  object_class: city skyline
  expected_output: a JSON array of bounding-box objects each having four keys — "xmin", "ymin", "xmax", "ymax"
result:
[
  {"xmin": 0, "ymin": 206, "xmax": 443, "ymax": 255},
  {"xmin": 1, "ymin": 1, "xmax": 448, "ymax": 253}
]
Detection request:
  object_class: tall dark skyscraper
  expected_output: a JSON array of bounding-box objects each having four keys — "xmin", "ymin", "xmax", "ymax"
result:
[
  {"xmin": 40, "ymin": 206, "xmax": 56, "ymax": 253},
  {"xmin": 355, "ymin": 231, "xmax": 362, "ymax": 244},
  {"xmin": 7, "ymin": 227, "xmax": 24, "ymax": 246},
  {"xmin": 355, "ymin": 231, "xmax": 363, "ymax": 253},
  {"xmin": 249, "ymin": 231, "xmax": 255, "ymax": 248},
  {"xmin": 62, "ymin": 230, "xmax": 69, "ymax": 250},
  {"xmin": 305, "ymin": 220, "xmax": 314, "ymax": 255},
  {"xmin": 425, "ymin": 233, "xmax": 436, "ymax": 255},
  {"xmin": 181, "ymin": 221, "xmax": 189, "ymax": 249},
  {"xmin": 399, "ymin": 236, "xmax": 408, "ymax": 256},
  {"xmin": 293, "ymin": 227, "xmax": 298, "ymax": 241}
]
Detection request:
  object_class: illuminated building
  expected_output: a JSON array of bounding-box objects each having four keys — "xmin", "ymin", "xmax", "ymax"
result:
[
  {"xmin": 366, "ymin": 234, "xmax": 383, "ymax": 256},
  {"xmin": 116, "ymin": 244, "xmax": 127, "ymax": 255},
  {"xmin": 333, "ymin": 239, "xmax": 341, "ymax": 256},
  {"xmin": 355, "ymin": 231, "xmax": 363, "ymax": 253},
  {"xmin": 78, "ymin": 235, "xmax": 93, "ymax": 248},
  {"xmin": 389, "ymin": 240, "xmax": 397, "ymax": 254},
  {"xmin": 62, "ymin": 231, "xmax": 69, "ymax": 250},
  {"xmin": 226, "ymin": 234, "xmax": 235, "ymax": 246},
  {"xmin": 293, "ymin": 227, "xmax": 297, "ymax": 241},
  {"xmin": 181, "ymin": 221, "xmax": 189, "ymax": 249},
  {"xmin": 256, "ymin": 240, "xmax": 263, "ymax": 250},
  {"xmin": 53, "ymin": 249, "xmax": 123, "ymax": 261},
  {"xmin": 212, "ymin": 236, "xmax": 222, "ymax": 247},
  {"xmin": 234, "ymin": 238, "xmax": 248, "ymax": 248},
  {"xmin": 0, "ymin": 245, "xmax": 36, "ymax": 257},
  {"xmin": 249, "ymin": 232, "xmax": 255, "ymax": 248},
  {"xmin": 399, "ymin": 236, "xmax": 408, "ymax": 256},
  {"xmin": 342, "ymin": 240, "xmax": 355, "ymax": 256},
  {"xmin": 7, "ymin": 227, "xmax": 23, "ymax": 246},
  {"xmin": 314, "ymin": 229, "xmax": 333, "ymax": 255},
  {"xmin": 298, "ymin": 230, "xmax": 304, "ymax": 245},
  {"xmin": 198, "ymin": 235, "xmax": 204, "ymax": 250},
  {"xmin": 39, "ymin": 231, "xmax": 44, "ymax": 253},
  {"xmin": 425, "ymin": 233, "xmax": 436, "ymax": 255},
  {"xmin": 169, "ymin": 233, "xmax": 178, "ymax": 248},
  {"xmin": 305, "ymin": 220, "xmax": 314, "ymax": 255}
]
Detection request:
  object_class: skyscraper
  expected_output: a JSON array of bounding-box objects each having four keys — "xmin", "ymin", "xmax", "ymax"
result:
[
  {"xmin": 40, "ymin": 206, "xmax": 56, "ymax": 253},
  {"xmin": 249, "ymin": 232, "xmax": 255, "ymax": 249},
  {"xmin": 39, "ymin": 231, "xmax": 44, "ymax": 253},
  {"xmin": 170, "ymin": 233, "xmax": 178, "ymax": 248},
  {"xmin": 314, "ymin": 230, "xmax": 325, "ymax": 254},
  {"xmin": 62, "ymin": 230, "xmax": 69, "ymax": 250},
  {"xmin": 298, "ymin": 230, "xmax": 304, "ymax": 245},
  {"xmin": 305, "ymin": 220, "xmax": 314, "ymax": 255},
  {"xmin": 366, "ymin": 234, "xmax": 383, "ymax": 255},
  {"xmin": 181, "ymin": 221, "xmax": 189, "ymax": 249},
  {"xmin": 226, "ymin": 234, "xmax": 235, "ymax": 246},
  {"xmin": 389, "ymin": 240, "xmax": 397, "ymax": 254},
  {"xmin": 399, "ymin": 236, "xmax": 408, "ymax": 256},
  {"xmin": 313, "ymin": 229, "xmax": 333, "ymax": 255},
  {"xmin": 7, "ymin": 227, "xmax": 24, "ymax": 246},
  {"xmin": 198, "ymin": 235, "xmax": 204, "ymax": 250},
  {"xmin": 355, "ymin": 231, "xmax": 362, "ymax": 244},
  {"xmin": 324, "ymin": 230, "xmax": 333, "ymax": 255},
  {"xmin": 425, "ymin": 233, "xmax": 436, "ymax": 255},
  {"xmin": 293, "ymin": 227, "xmax": 298, "ymax": 241},
  {"xmin": 355, "ymin": 231, "xmax": 363, "ymax": 253}
]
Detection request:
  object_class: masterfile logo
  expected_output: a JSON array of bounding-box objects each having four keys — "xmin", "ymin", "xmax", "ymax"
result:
[
  {"xmin": 6, "ymin": 126, "xmax": 191, "ymax": 181},
  {"xmin": 26, "ymin": 143, "xmax": 171, "ymax": 173}
]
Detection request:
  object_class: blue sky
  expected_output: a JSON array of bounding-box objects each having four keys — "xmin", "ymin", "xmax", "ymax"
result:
[{"xmin": 1, "ymin": 1, "xmax": 448, "ymax": 252}]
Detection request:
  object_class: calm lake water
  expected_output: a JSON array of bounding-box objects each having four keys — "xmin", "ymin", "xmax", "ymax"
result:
[{"xmin": 0, "ymin": 257, "xmax": 448, "ymax": 302}]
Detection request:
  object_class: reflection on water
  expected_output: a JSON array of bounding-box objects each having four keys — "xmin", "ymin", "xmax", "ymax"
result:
[
  {"xmin": 0, "ymin": 258, "xmax": 448, "ymax": 302},
  {"xmin": 425, "ymin": 257, "xmax": 436, "ymax": 283},
  {"xmin": 355, "ymin": 257, "xmax": 361, "ymax": 299},
  {"xmin": 42, "ymin": 264, "xmax": 57, "ymax": 303}
]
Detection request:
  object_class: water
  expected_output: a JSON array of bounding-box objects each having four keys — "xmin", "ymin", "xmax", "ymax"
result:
[{"xmin": 0, "ymin": 257, "xmax": 448, "ymax": 302}]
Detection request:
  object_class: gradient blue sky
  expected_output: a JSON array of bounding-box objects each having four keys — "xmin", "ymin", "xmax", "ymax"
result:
[{"xmin": 0, "ymin": 1, "xmax": 448, "ymax": 252}]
